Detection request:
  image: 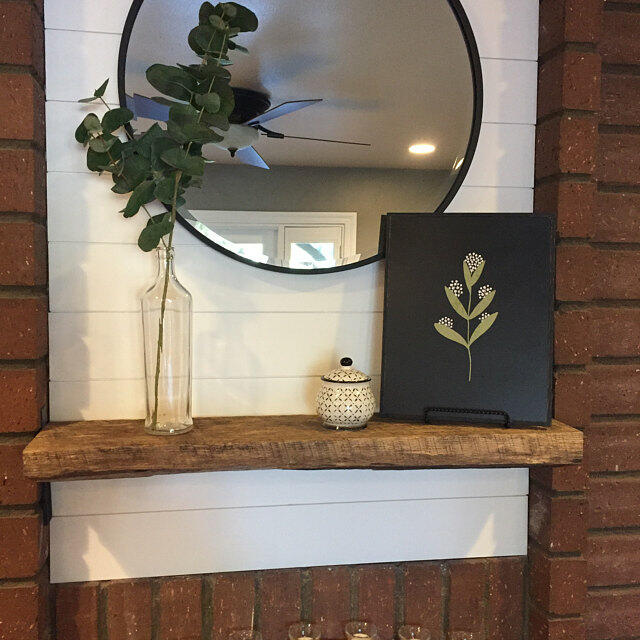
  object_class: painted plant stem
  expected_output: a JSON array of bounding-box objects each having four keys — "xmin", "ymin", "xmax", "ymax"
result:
[{"xmin": 434, "ymin": 252, "xmax": 498, "ymax": 382}]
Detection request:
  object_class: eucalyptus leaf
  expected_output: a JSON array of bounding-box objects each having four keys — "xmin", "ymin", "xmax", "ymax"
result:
[
  {"xmin": 138, "ymin": 214, "xmax": 173, "ymax": 251},
  {"xmin": 135, "ymin": 123, "xmax": 165, "ymax": 159},
  {"xmin": 469, "ymin": 290, "xmax": 495, "ymax": 319},
  {"xmin": 82, "ymin": 113, "xmax": 102, "ymax": 134},
  {"xmin": 121, "ymin": 180, "xmax": 156, "ymax": 218},
  {"xmin": 167, "ymin": 119, "xmax": 223, "ymax": 144},
  {"xmin": 102, "ymin": 107, "xmax": 134, "ymax": 133},
  {"xmin": 226, "ymin": 2, "xmax": 258, "ymax": 31},
  {"xmin": 94, "ymin": 79, "xmax": 109, "ymax": 98},
  {"xmin": 209, "ymin": 14, "xmax": 227, "ymax": 30},
  {"xmin": 434, "ymin": 323, "xmax": 468, "ymax": 348},
  {"xmin": 227, "ymin": 41, "xmax": 248, "ymax": 53},
  {"xmin": 88, "ymin": 135, "xmax": 117, "ymax": 153},
  {"xmin": 195, "ymin": 92, "xmax": 221, "ymax": 113},
  {"xmin": 146, "ymin": 64, "xmax": 198, "ymax": 102},
  {"xmin": 74, "ymin": 121, "xmax": 90, "ymax": 144},
  {"xmin": 160, "ymin": 147, "xmax": 205, "ymax": 176},
  {"xmin": 469, "ymin": 312, "xmax": 498, "ymax": 345},
  {"xmin": 168, "ymin": 103, "xmax": 200, "ymax": 125},
  {"xmin": 86, "ymin": 139, "xmax": 122, "ymax": 173},
  {"xmin": 445, "ymin": 286, "xmax": 469, "ymax": 319},
  {"xmin": 154, "ymin": 176, "xmax": 180, "ymax": 205},
  {"xmin": 199, "ymin": 110, "xmax": 230, "ymax": 131},
  {"xmin": 198, "ymin": 1, "xmax": 216, "ymax": 25}
]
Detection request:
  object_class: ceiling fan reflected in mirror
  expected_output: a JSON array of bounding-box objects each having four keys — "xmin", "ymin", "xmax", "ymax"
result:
[{"xmin": 126, "ymin": 87, "xmax": 372, "ymax": 170}]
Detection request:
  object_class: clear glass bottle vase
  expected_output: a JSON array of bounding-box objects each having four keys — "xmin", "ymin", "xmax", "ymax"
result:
[{"xmin": 141, "ymin": 247, "xmax": 193, "ymax": 435}]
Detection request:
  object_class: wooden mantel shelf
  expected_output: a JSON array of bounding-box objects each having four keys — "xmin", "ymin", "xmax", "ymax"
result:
[{"xmin": 22, "ymin": 415, "xmax": 583, "ymax": 481}]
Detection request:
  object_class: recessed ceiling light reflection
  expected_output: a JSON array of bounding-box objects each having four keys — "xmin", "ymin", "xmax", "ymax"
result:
[{"xmin": 409, "ymin": 143, "xmax": 436, "ymax": 155}]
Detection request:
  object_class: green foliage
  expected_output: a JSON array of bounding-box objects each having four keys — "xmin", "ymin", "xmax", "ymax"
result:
[{"xmin": 74, "ymin": 1, "xmax": 258, "ymax": 252}]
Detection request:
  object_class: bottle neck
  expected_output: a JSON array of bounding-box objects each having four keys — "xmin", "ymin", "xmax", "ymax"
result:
[{"xmin": 155, "ymin": 247, "xmax": 176, "ymax": 279}]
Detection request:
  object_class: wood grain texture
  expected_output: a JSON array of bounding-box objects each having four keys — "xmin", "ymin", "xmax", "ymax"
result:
[{"xmin": 23, "ymin": 416, "xmax": 583, "ymax": 481}]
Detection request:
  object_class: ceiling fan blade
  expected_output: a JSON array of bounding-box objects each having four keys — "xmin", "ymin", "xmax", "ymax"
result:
[
  {"xmin": 263, "ymin": 132, "xmax": 371, "ymax": 147},
  {"xmin": 129, "ymin": 93, "xmax": 170, "ymax": 122},
  {"xmin": 245, "ymin": 99, "xmax": 322, "ymax": 126},
  {"xmin": 235, "ymin": 146, "xmax": 270, "ymax": 170}
]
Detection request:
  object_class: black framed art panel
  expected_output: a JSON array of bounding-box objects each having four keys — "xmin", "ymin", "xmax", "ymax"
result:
[{"xmin": 380, "ymin": 213, "xmax": 555, "ymax": 426}]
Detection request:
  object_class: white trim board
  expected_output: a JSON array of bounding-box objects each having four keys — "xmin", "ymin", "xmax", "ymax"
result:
[
  {"xmin": 50, "ymin": 495, "xmax": 527, "ymax": 583},
  {"xmin": 52, "ymin": 468, "xmax": 529, "ymax": 515}
]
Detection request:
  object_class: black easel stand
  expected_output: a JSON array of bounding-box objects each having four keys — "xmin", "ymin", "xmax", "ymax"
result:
[{"xmin": 424, "ymin": 406, "xmax": 511, "ymax": 428}]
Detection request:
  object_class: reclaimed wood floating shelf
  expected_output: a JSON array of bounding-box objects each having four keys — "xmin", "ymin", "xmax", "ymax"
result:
[{"xmin": 23, "ymin": 415, "xmax": 583, "ymax": 482}]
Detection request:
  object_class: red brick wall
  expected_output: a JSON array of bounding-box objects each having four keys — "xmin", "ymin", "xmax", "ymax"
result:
[
  {"xmin": 53, "ymin": 558, "xmax": 525, "ymax": 640},
  {"xmin": 535, "ymin": 1, "xmax": 640, "ymax": 638},
  {"xmin": 0, "ymin": 1, "xmax": 51, "ymax": 639}
]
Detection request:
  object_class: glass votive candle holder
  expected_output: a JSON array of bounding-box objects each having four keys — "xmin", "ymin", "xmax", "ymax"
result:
[
  {"xmin": 229, "ymin": 630, "xmax": 262, "ymax": 640},
  {"xmin": 289, "ymin": 622, "xmax": 321, "ymax": 640},
  {"xmin": 399, "ymin": 625, "xmax": 430, "ymax": 640},
  {"xmin": 345, "ymin": 621, "xmax": 379, "ymax": 640}
]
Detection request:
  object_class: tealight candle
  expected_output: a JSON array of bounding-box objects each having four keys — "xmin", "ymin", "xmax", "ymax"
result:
[
  {"xmin": 345, "ymin": 622, "xmax": 378, "ymax": 640},
  {"xmin": 288, "ymin": 622, "xmax": 321, "ymax": 640}
]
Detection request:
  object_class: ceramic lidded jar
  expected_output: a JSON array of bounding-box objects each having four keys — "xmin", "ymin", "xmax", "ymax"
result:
[{"xmin": 316, "ymin": 357, "xmax": 376, "ymax": 429}]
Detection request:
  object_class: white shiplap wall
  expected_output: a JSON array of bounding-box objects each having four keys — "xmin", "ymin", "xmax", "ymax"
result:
[{"xmin": 44, "ymin": 0, "xmax": 538, "ymax": 583}]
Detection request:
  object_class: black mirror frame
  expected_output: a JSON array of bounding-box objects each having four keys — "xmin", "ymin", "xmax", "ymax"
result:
[{"xmin": 118, "ymin": 0, "xmax": 484, "ymax": 275}]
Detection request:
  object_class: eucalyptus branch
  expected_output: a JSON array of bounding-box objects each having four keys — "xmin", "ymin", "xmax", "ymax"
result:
[{"xmin": 75, "ymin": 1, "xmax": 259, "ymax": 428}]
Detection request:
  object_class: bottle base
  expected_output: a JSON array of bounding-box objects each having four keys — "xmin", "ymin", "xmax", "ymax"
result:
[{"xmin": 144, "ymin": 422, "xmax": 193, "ymax": 436}]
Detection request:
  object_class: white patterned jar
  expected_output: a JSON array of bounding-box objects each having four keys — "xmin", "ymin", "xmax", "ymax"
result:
[{"xmin": 316, "ymin": 357, "xmax": 376, "ymax": 430}]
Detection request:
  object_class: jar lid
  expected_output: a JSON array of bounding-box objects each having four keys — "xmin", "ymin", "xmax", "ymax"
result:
[{"xmin": 322, "ymin": 357, "xmax": 371, "ymax": 383}]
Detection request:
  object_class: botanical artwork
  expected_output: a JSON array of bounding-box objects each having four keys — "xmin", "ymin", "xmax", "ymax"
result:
[{"xmin": 434, "ymin": 252, "xmax": 498, "ymax": 381}]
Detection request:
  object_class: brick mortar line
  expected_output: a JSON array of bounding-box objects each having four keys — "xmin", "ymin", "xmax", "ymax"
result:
[
  {"xmin": 0, "ymin": 433, "xmax": 37, "ymax": 445},
  {"xmin": 604, "ymin": 1, "xmax": 640, "ymax": 12},
  {"xmin": 201, "ymin": 574, "xmax": 214, "ymax": 640},
  {"xmin": 538, "ymin": 42, "xmax": 598, "ymax": 66},
  {"xmin": 0, "ymin": 356, "xmax": 47, "ymax": 368},
  {"xmin": 528, "ymin": 481, "xmax": 587, "ymax": 499},
  {"xmin": 0, "ymin": 140, "xmax": 43, "ymax": 151},
  {"xmin": 97, "ymin": 582, "xmax": 108, "ymax": 640},
  {"xmin": 526, "ymin": 602, "xmax": 583, "ymax": 621},
  {"xmin": 589, "ymin": 470, "xmax": 640, "ymax": 479},
  {"xmin": 537, "ymin": 108, "xmax": 599, "ymax": 127},
  {"xmin": 0, "ymin": 286, "xmax": 48, "ymax": 297},
  {"xmin": 441, "ymin": 563, "xmax": 450, "ymax": 640},
  {"xmin": 555, "ymin": 238, "xmax": 640, "ymax": 250},
  {"xmin": 588, "ymin": 585, "xmax": 640, "ymax": 595},
  {"xmin": 300, "ymin": 569, "xmax": 312, "ymax": 621},
  {"xmin": 557, "ymin": 301, "xmax": 640, "ymax": 310},
  {"xmin": 592, "ymin": 413, "xmax": 640, "ymax": 420},
  {"xmin": 528, "ymin": 537, "xmax": 583, "ymax": 559},
  {"xmin": 554, "ymin": 364, "xmax": 587, "ymax": 372},
  {"xmin": 0, "ymin": 212, "xmax": 47, "ymax": 226},
  {"xmin": 535, "ymin": 173, "xmax": 592, "ymax": 187},
  {"xmin": 598, "ymin": 182, "xmax": 640, "ymax": 194},
  {"xmin": 600, "ymin": 124, "xmax": 640, "ymax": 135},
  {"xmin": 589, "ymin": 527, "xmax": 640, "ymax": 536},
  {"xmin": 591, "ymin": 356, "xmax": 640, "ymax": 365},
  {"xmin": 590, "ymin": 415, "xmax": 640, "ymax": 423},
  {"xmin": 0, "ymin": 505, "xmax": 39, "ymax": 516},
  {"xmin": 393, "ymin": 564, "xmax": 404, "ymax": 632},
  {"xmin": 603, "ymin": 63, "xmax": 640, "ymax": 76}
]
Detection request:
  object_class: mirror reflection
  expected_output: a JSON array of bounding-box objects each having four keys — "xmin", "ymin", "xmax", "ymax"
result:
[{"xmin": 123, "ymin": 0, "xmax": 477, "ymax": 271}]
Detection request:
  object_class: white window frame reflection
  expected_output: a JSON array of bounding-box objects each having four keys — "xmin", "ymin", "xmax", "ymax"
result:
[{"xmin": 188, "ymin": 210, "xmax": 358, "ymax": 269}]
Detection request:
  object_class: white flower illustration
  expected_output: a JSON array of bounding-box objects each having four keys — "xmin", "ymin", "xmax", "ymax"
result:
[
  {"xmin": 464, "ymin": 252, "xmax": 484, "ymax": 274},
  {"xmin": 478, "ymin": 284, "xmax": 494, "ymax": 299},
  {"xmin": 448, "ymin": 279, "xmax": 464, "ymax": 298},
  {"xmin": 438, "ymin": 317, "xmax": 454, "ymax": 329},
  {"xmin": 479, "ymin": 312, "xmax": 491, "ymax": 322}
]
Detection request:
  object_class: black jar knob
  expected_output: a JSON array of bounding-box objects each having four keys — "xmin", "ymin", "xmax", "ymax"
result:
[{"xmin": 340, "ymin": 357, "xmax": 353, "ymax": 367}]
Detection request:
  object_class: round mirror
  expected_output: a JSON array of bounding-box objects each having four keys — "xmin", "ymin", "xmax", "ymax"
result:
[{"xmin": 119, "ymin": 0, "xmax": 482, "ymax": 273}]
